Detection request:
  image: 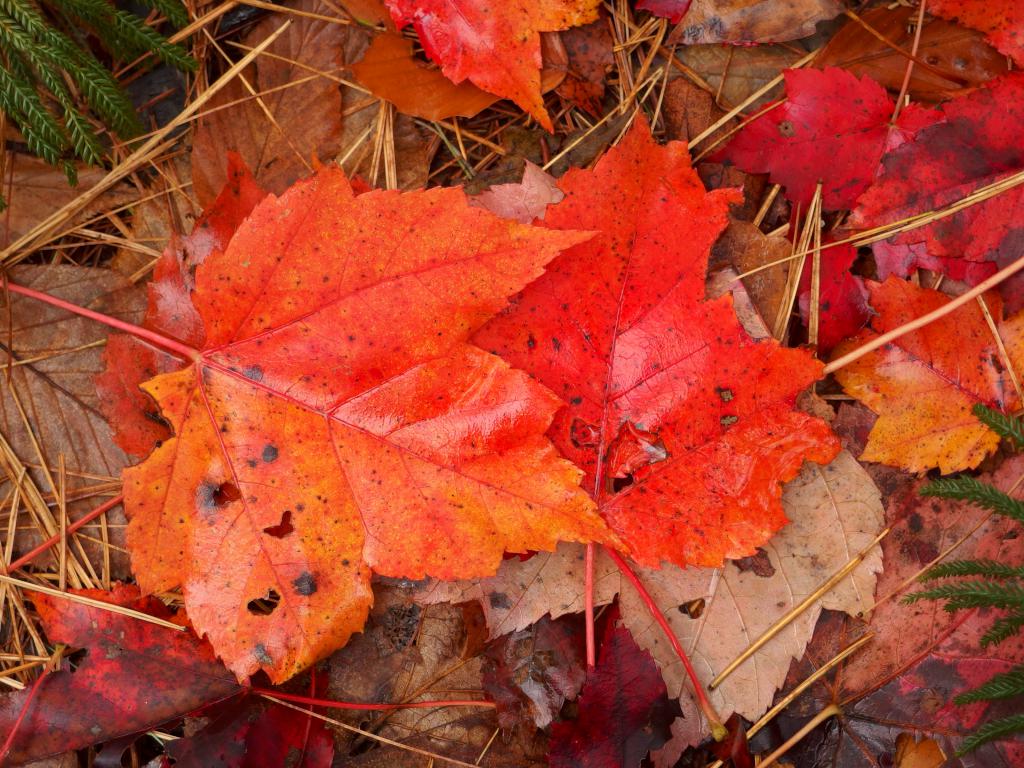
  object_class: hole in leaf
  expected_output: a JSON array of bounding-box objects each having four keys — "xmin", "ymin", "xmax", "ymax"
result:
[
  {"xmin": 196, "ymin": 481, "xmax": 241, "ymax": 510},
  {"xmin": 263, "ymin": 510, "xmax": 294, "ymax": 538},
  {"xmin": 611, "ymin": 474, "xmax": 634, "ymax": 493},
  {"xmin": 678, "ymin": 598, "xmax": 706, "ymax": 619},
  {"xmin": 247, "ymin": 589, "xmax": 281, "ymax": 615}
]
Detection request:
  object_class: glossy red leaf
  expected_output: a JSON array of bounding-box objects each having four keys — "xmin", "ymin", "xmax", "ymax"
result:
[
  {"xmin": 0, "ymin": 587, "xmax": 240, "ymax": 766},
  {"xmin": 850, "ymin": 72, "xmax": 1024, "ymax": 284},
  {"xmin": 719, "ymin": 67, "xmax": 938, "ymax": 209},
  {"xmin": 121, "ymin": 166, "xmax": 611, "ymax": 684},
  {"xmin": 384, "ymin": 0, "xmax": 600, "ymax": 131},
  {"xmin": 476, "ymin": 118, "xmax": 839, "ymax": 569},
  {"xmin": 548, "ymin": 609, "xmax": 677, "ymax": 768}
]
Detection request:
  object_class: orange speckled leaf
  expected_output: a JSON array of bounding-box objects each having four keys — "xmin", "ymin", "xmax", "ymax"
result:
[
  {"xmin": 384, "ymin": 0, "xmax": 600, "ymax": 131},
  {"xmin": 474, "ymin": 119, "xmax": 839, "ymax": 569},
  {"xmin": 123, "ymin": 167, "xmax": 610, "ymax": 683},
  {"xmin": 833, "ymin": 277, "xmax": 1024, "ymax": 474}
]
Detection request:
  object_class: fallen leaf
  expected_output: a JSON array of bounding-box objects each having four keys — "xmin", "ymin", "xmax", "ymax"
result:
[
  {"xmin": 383, "ymin": 0, "xmax": 601, "ymax": 131},
  {"xmin": 167, "ymin": 689, "xmax": 334, "ymax": 767},
  {"xmin": 833, "ymin": 277, "xmax": 1024, "ymax": 474},
  {"xmin": 711, "ymin": 220, "xmax": 792, "ymax": 332},
  {"xmin": 798, "ymin": 241, "xmax": 871, "ymax": 352},
  {"xmin": 470, "ymin": 162, "xmax": 563, "ymax": 223},
  {"xmin": 0, "ymin": 155, "xmax": 133, "ymax": 249},
  {"xmin": 849, "ymin": 72, "xmax": 1024, "ymax": 284},
  {"xmin": 351, "ymin": 31, "xmax": 499, "ymax": 121},
  {"xmin": 3, "ymin": 265, "xmax": 145, "ymax": 575},
  {"xmin": 548, "ymin": 608, "xmax": 678, "ymax": 768},
  {"xmin": 0, "ymin": 586, "xmax": 240, "ymax": 765},
  {"xmin": 556, "ymin": 16, "xmax": 615, "ymax": 116},
  {"xmin": 665, "ymin": 0, "xmax": 843, "ymax": 44},
  {"xmin": 482, "ymin": 614, "xmax": 586, "ymax": 728},
  {"xmin": 780, "ymin": 457, "xmax": 1024, "ymax": 767},
  {"xmin": 670, "ymin": 44, "xmax": 804, "ymax": 110},
  {"xmin": 419, "ymin": 448, "xmax": 885, "ymax": 753},
  {"xmin": 637, "ymin": 0, "xmax": 691, "ymax": 24},
  {"xmin": 929, "ymin": 0, "xmax": 1024, "ymax": 67},
  {"xmin": 894, "ymin": 732, "xmax": 946, "ymax": 768},
  {"xmin": 122, "ymin": 166, "xmax": 610, "ymax": 683},
  {"xmin": 816, "ymin": 6, "xmax": 1010, "ymax": 104},
  {"xmin": 191, "ymin": 0, "xmax": 344, "ymax": 206},
  {"xmin": 475, "ymin": 118, "xmax": 838, "ymax": 569},
  {"xmin": 719, "ymin": 67, "xmax": 939, "ymax": 209},
  {"xmin": 97, "ymin": 154, "xmax": 268, "ymax": 457}
]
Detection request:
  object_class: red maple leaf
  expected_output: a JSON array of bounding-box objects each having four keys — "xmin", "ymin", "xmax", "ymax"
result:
[
  {"xmin": 850, "ymin": 72, "xmax": 1024, "ymax": 286},
  {"xmin": 548, "ymin": 607, "xmax": 677, "ymax": 768},
  {"xmin": 108, "ymin": 166, "xmax": 611, "ymax": 683},
  {"xmin": 383, "ymin": 0, "xmax": 600, "ymax": 131},
  {"xmin": 475, "ymin": 119, "xmax": 839, "ymax": 569},
  {"xmin": 0, "ymin": 587, "xmax": 240, "ymax": 765},
  {"xmin": 718, "ymin": 67, "xmax": 938, "ymax": 209}
]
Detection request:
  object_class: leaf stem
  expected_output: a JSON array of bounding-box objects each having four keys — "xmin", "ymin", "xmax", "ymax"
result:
[
  {"xmin": 585, "ymin": 542, "xmax": 596, "ymax": 669},
  {"xmin": 4, "ymin": 281, "xmax": 199, "ymax": 361},
  {"xmin": 604, "ymin": 546, "xmax": 727, "ymax": 742},
  {"xmin": 5, "ymin": 494, "xmax": 124, "ymax": 574},
  {"xmin": 251, "ymin": 688, "xmax": 496, "ymax": 711}
]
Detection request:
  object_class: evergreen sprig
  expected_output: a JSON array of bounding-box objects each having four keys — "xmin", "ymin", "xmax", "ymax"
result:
[
  {"xmin": 904, "ymin": 405, "xmax": 1024, "ymax": 756},
  {"xmin": 0, "ymin": 0, "xmax": 194, "ymax": 193}
]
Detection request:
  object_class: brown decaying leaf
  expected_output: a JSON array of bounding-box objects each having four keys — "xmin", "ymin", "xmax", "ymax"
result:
[
  {"xmin": 711, "ymin": 221, "xmax": 792, "ymax": 329},
  {"xmin": 668, "ymin": 0, "xmax": 843, "ymax": 45},
  {"xmin": 816, "ymin": 6, "xmax": 1010, "ymax": 104},
  {"xmin": 667, "ymin": 44, "xmax": 804, "ymax": 110},
  {"xmin": 555, "ymin": 17, "xmax": 614, "ymax": 116},
  {"xmin": 0, "ymin": 155, "xmax": 133, "ymax": 249},
  {"xmin": 2, "ymin": 265, "xmax": 144, "ymax": 576},
  {"xmin": 419, "ymin": 449, "xmax": 884, "ymax": 759},
  {"xmin": 191, "ymin": 0, "xmax": 344, "ymax": 205}
]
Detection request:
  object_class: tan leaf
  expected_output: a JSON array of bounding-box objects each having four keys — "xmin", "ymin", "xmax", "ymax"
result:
[
  {"xmin": 670, "ymin": 0, "xmax": 843, "ymax": 45},
  {"xmin": 419, "ymin": 449, "xmax": 884, "ymax": 756}
]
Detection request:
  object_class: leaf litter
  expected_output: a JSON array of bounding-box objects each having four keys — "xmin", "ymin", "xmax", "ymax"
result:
[{"xmin": 1, "ymin": 1, "xmax": 1024, "ymax": 766}]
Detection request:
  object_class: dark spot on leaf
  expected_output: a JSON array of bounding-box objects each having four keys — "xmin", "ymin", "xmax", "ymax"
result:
[
  {"xmin": 715, "ymin": 387, "xmax": 734, "ymax": 403},
  {"xmin": 292, "ymin": 572, "xmax": 317, "ymax": 596},
  {"xmin": 734, "ymin": 548, "xmax": 775, "ymax": 578},
  {"xmin": 678, "ymin": 598, "xmax": 705, "ymax": 618},
  {"xmin": 489, "ymin": 592, "xmax": 512, "ymax": 609},
  {"xmin": 253, "ymin": 643, "xmax": 273, "ymax": 665},
  {"xmin": 242, "ymin": 365, "xmax": 264, "ymax": 382},
  {"xmin": 262, "ymin": 444, "xmax": 279, "ymax": 463},
  {"xmin": 721, "ymin": 415, "xmax": 739, "ymax": 427}
]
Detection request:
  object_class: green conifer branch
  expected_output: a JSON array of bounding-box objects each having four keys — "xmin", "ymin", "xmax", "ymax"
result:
[
  {"xmin": 974, "ymin": 403, "xmax": 1024, "ymax": 448},
  {"xmin": 958, "ymin": 713, "xmax": 1024, "ymax": 755},
  {"xmin": 955, "ymin": 665, "xmax": 1024, "ymax": 704},
  {"xmin": 923, "ymin": 559, "xmax": 1024, "ymax": 580},
  {"xmin": 921, "ymin": 475, "xmax": 1024, "ymax": 523}
]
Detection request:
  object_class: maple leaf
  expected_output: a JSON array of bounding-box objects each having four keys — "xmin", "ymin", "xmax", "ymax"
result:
[
  {"xmin": 420, "ymin": 448, "xmax": 885, "ymax": 753},
  {"xmin": 120, "ymin": 166, "xmax": 610, "ymax": 683},
  {"xmin": 718, "ymin": 67, "xmax": 938, "ymax": 209},
  {"xmin": 97, "ymin": 153, "xmax": 267, "ymax": 457},
  {"xmin": 474, "ymin": 118, "xmax": 838, "ymax": 569},
  {"xmin": 849, "ymin": 72, "xmax": 1024, "ymax": 284},
  {"xmin": 0, "ymin": 586, "xmax": 240, "ymax": 765},
  {"xmin": 383, "ymin": 0, "xmax": 600, "ymax": 131},
  {"xmin": 929, "ymin": 0, "xmax": 1024, "ymax": 67},
  {"xmin": 833, "ymin": 277, "xmax": 1024, "ymax": 474},
  {"xmin": 548, "ymin": 608, "xmax": 678, "ymax": 768},
  {"xmin": 469, "ymin": 162, "xmax": 563, "ymax": 224}
]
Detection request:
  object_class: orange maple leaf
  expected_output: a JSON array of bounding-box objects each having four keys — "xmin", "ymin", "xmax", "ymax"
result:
[
  {"xmin": 120, "ymin": 168, "xmax": 611, "ymax": 682},
  {"xmin": 474, "ymin": 120, "xmax": 839, "ymax": 569},
  {"xmin": 834, "ymin": 277, "xmax": 1024, "ymax": 474},
  {"xmin": 384, "ymin": 0, "xmax": 600, "ymax": 131}
]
